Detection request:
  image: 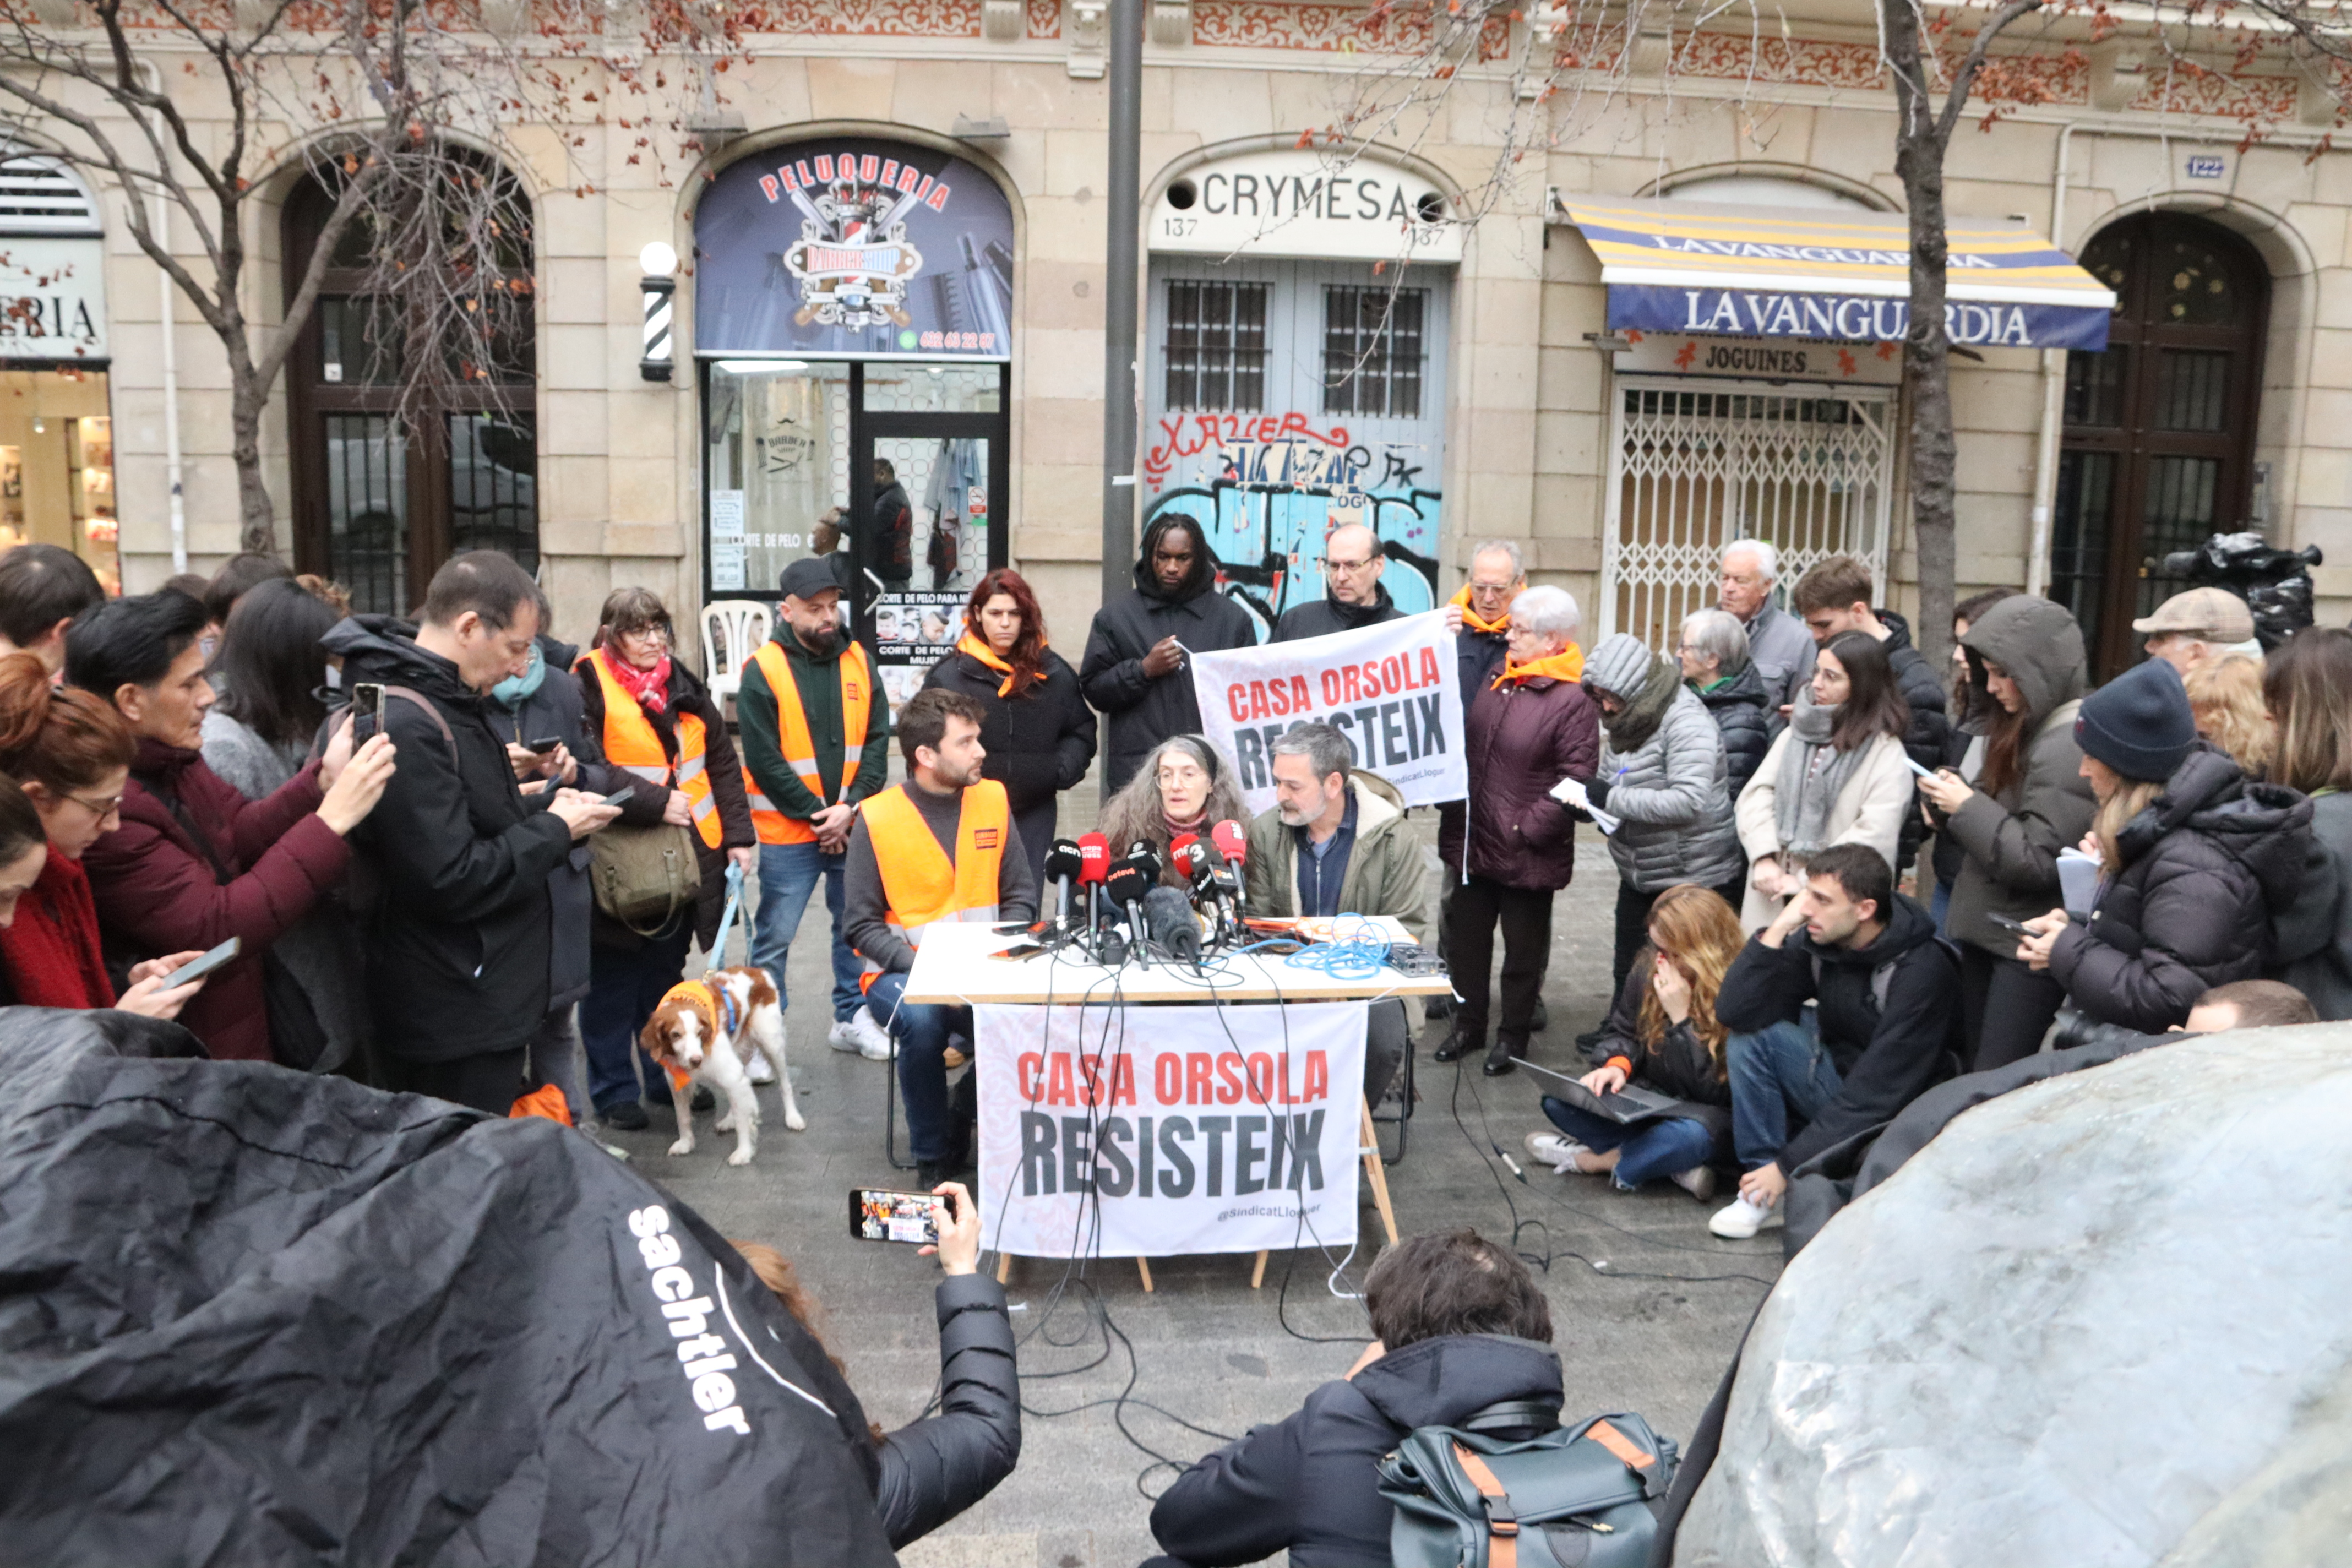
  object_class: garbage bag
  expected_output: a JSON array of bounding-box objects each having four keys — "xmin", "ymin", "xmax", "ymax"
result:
[
  {"xmin": 1674, "ymin": 1026, "xmax": 2352, "ymax": 1567},
  {"xmin": 0, "ymin": 1007, "xmax": 896, "ymax": 1567}
]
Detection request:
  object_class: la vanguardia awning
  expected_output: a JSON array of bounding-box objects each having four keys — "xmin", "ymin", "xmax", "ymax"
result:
[{"xmin": 1550, "ymin": 195, "xmax": 2115, "ymax": 351}]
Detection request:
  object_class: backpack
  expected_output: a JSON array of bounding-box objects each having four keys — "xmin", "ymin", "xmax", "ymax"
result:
[{"xmin": 1378, "ymin": 1402, "xmax": 1678, "ymax": 1568}]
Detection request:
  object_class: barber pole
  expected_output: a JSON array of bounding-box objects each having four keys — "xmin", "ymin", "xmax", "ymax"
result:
[{"xmin": 640, "ymin": 274, "xmax": 674, "ymax": 382}]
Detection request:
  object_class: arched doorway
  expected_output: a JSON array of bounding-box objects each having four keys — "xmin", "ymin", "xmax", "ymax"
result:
[
  {"xmin": 2050, "ymin": 211, "xmax": 2268, "ymax": 678},
  {"xmin": 281, "ymin": 156, "xmax": 537, "ymax": 614}
]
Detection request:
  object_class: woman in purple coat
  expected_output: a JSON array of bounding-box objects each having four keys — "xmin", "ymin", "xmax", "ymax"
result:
[{"xmin": 1436, "ymin": 585, "xmax": 1600, "ymax": 1077}]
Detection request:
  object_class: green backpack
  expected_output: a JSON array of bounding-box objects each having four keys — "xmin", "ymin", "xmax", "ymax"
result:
[{"xmin": 1378, "ymin": 1402, "xmax": 1677, "ymax": 1568}]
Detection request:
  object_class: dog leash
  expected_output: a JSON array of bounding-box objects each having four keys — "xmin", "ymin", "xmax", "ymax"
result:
[{"xmin": 705, "ymin": 861, "xmax": 747, "ymax": 977}]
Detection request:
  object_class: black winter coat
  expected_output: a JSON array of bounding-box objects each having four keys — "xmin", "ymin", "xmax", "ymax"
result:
[
  {"xmin": 874, "ymin": 1275, "xmax": 1021, "ymax": 1550},
  {"xmin": 1080, "ymin": 532, "xmax": 1259, "ymax": 792},
  {"xmin": 1695, "ymin": 661, "xmax": 1772, "ymax": 805},
  {"xmin": 1716, "ymin": 894, "xmax": 1962, "ymax": 1172},
  {"xmin": 2050, "ymin": 745, "xmax": 2315, "ymax": 1033},
  {"xmin": 1148, "ymin": 1333, "xmax": 1564, "ymax": 1568},
  {"xmin": 1588, "ymin": 962, "xmax": 1734, "ymax": 1158},
  {"xmin": 322, "ymin": 616, "xmax": 576, "ymax": 1063},
  {"xmin": 575, "ymin": 652, "xmax": 756, "ymax": 952},
  {"xmin": 920, "ymin": 645, "xmax": 1097, "ymax": 816},
  {"xmin": 1876, "ymin": 611, "xmax": 1953, "ymax": 868},
  {"xmin": 1271, "ymin": 582, "xmax": 1401, "ymax": 643},
  {"xmin": 1438, "ymin": 671, "xmax": 1600, "ymax": 890},
  {"xmin": 488, "ymin": 635, "xmax": 629, "ymax": 1010},
  {"xmin": 1456, "ymin": 623, "xmax": 1508, "ymax": 720}
]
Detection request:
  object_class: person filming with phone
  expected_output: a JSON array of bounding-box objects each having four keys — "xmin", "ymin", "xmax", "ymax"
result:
[{"xmin": 324, "ymin": 552, "xmax": 620, "ymax": 1114}]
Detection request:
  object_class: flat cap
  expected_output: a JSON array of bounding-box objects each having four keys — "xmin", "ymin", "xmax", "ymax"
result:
[{"xmin": 2131, "ymin": 586, "xmax": 2253, "ymax": 644}]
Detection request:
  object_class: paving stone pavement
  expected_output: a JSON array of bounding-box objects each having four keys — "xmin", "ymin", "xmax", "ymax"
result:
[{"xmin": 598, "ymin": 771, "xmax": 1781, "ymax": 1567}]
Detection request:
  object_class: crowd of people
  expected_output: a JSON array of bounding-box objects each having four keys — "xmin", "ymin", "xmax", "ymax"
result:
[{"xmin": 4, "ymin": 520, "xmax": 2346, "ymax": 1558}]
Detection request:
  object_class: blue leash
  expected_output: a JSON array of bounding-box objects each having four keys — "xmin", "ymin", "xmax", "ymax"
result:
[{"xmin": 705, "ymin": 861, "xmax": 747, "ymax": 976}]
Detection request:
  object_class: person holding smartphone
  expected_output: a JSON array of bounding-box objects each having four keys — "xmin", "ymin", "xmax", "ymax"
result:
[{"xmin": 736, "ymin": 1181, "xmax": 1021, "ymax": 1550}]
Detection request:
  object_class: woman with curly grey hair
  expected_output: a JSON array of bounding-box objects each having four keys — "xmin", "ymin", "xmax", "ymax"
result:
[{"xmin": 1093, "ymin": 733, "xmax": 1247, "ymax": 890}]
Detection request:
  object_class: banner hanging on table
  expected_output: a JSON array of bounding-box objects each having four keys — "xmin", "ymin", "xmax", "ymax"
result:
[
  {"xmin": 1190, "ymin": 610, "xmax": 1465, "ymax": 816},
  {"xmin": 974, "ymin": 1001, "xmax": 1365, "ymax": 1259}
]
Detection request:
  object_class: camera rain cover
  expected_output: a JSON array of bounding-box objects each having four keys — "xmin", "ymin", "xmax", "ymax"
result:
[{"xmin": 0, "ymin": 1009, "xmax": 894, "ymax": 1567}]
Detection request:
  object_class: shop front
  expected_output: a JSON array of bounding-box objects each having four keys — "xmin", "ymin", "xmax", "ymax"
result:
[
  {"xmin": 694, "ymin": 135, "xmax": 1014, "ymax": 714},
  {"xmin": 0, "ymin": 154, "xmax": 116, "ymax": 590},
  {"xmin": 1142, "ymin": 145, "xmax": 1460, "ymax": 638}
]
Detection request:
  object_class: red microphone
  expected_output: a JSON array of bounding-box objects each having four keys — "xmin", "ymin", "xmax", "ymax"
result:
[
  {"xmin": 1211, "ymin": 820, "xmax": 1248, "ymax": 920},
  {"xmin": 1169, "ymin": 831, "xmax": 1200, "ymax": 870},
  {"xmin": 1077, "ymin": 832, "xmax": 1110, "ymax": 886}
]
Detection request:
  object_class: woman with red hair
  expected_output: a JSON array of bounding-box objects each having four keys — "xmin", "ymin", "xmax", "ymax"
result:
[{"xmin": 921, "ymin": 569, "xmax": 1096, "ymax": 890}]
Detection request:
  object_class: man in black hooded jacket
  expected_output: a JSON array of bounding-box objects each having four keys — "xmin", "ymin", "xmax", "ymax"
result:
[
  {"xmin": 1708, "ymin": 842, "xmax": 1959, "ymax": 1239},
  {"xmin": 322, "ymin": 552, "xmax": 618, "ymax": 1113},
  {"xmin": 1079, "ymin": 514, "xmax": 1257, "ymax": 792}
]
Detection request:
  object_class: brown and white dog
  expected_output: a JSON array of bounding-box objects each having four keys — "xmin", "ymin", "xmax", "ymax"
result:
[{"xmin": 638, "ymin": 967, "xmax": 804, "ymax": 1166}]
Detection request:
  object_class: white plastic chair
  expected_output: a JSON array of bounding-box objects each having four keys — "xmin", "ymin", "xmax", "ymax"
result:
[{"xmin": 700, "ymin": 599, "xmax": 772, "ymax": 707}]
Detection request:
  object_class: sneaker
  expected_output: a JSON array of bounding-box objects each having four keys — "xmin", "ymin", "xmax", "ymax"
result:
[
  {"xmin": 602, "ymin": 1101, "xmax": 649, "ymax": 1132},
  {"xmin": 845, "ymin": 1008, "xmax": 896, "ymax": 1061},
  {"xmin": 827, "ymin": 1018, "xmax": 864, "ymax": 1055},
  {"xmin": 1670, "ymin": 1164, "xmax": 1718, "ymax": 1202},
  {"xmin": 745, "ymin": 1052, "xmax": 776, "ymax": 1085},
  {"xmin": 1523, "ymin": 1131, "xmax": 1588, "ymax": 1172},
  {"xmin": 1708, "ymin": 1194, "xmax": 1784, "ymax": 1239}
]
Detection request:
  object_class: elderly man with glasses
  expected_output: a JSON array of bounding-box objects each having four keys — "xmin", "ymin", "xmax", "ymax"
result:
[
  {"xmin": 1718, "ymin": 539, "xmax": 1814, "ymax": 738},
  {"xmin": 1272, "ymin": 521, "xmax": 1403, "ymax": 643}
]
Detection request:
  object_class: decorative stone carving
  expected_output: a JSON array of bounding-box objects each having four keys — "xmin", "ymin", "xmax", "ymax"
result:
[{"xmin": 1066, "ymin": 0, "xmax": 1106, "ymax": 77}]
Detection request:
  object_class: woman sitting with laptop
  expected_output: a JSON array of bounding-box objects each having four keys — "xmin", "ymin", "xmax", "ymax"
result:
[{"xmin": 1522, "ymin": 883, "xmax": 1745, "ymax": 1202}]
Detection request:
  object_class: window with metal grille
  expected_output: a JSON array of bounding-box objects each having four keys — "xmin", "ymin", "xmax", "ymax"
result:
[
  {"xmin": 1163, "ymin": 281, "xmax": 1267, "ymax": 412},
  {"xmin": 1322, "ymin": 286, "xmax": 1425, "ymax": 418}
]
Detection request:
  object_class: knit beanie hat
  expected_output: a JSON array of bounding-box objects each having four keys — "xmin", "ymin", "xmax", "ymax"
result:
[
  {"xmin": 1582, "ymin": 633, "xmax": 1652, "ymax": 702},
  {"xmin": 2075, "ymin": 657, "xmax": 2197, "ymax": 783}
]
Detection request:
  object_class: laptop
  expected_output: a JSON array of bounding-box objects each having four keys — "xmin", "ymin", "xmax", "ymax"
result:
[{"xmin": 1513, "ymin": 1058, "xmax": 1684, "ymax": 1125}]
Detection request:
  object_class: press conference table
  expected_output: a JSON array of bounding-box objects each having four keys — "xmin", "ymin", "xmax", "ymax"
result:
[{"xmin": 900, "ymin": 920, "xmax": 1451, "ymax": 1288}]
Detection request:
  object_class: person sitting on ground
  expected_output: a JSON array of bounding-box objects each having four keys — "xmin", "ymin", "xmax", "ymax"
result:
[
  {"xmin": 0, "ymin": 543, "xmax": 105, "ymax": 675},
  {"xmin": 1095, "ymin": 733, "xmax": 1248, "ymax": 894},
  {"xmin": 1678, "ymin": 606, "xmax": 1770, "ymax": 804},
  {"xmin": 1709, "ymin": 843, "xmax": 1960, "ymax": 1239},
  {"xmin": 0, "ymin": 656, "xmax": 206, "ymax": 1018},
  {"xmin": 1573, "ymin": 631, "xmax": 1744, "ymax": 997},
  {"xmin": 845, "ymin": 688, "xmax": 1038, "ymax": 1186},
  {"xmin": 2014, "ymin": 657, "xmax": 2312, "ymax": 1037},
  {"xmin": 1144, "ymin": 1228, "xmax": 1562, "ymax": 1568},
  {"xmin": 2133, "ymin": 586, "xmax": 2263, "ymax": 679},
  {"xmin": 1244, "ymin": 720, "xmax": 1430, "ymax": 1106},
  {"xmin": 1733, "ymin": 630, "xmax": 1915, "ymax": 933},
  {"xmin": 71, "ymin": 589, "xmax": 398, "ymax": 1065},
  {"xmin": 1524, "ymin": 883, "xmax": 1745, "ymax": 1202},
  {"xmin": 1272, "ymin": 521, "xmax": 1402, "ymax": 642},
  {"xmin": 733, "ymin": 1180, "xmax": 1019, "ymax": 1551},
  {"xmin": 2182, "ymin": 653, "xmax": 2272, "ymax": 781}
]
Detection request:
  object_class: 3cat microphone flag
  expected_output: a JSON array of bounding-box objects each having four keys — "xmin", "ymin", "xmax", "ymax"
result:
[
  {"xmin": 973, "ymin": 1001, "xmax": 1366, "ymax": 1258},
  {"xmin": 1189, "ymin": 611, "xmax": 1466, "ymax": 815}
]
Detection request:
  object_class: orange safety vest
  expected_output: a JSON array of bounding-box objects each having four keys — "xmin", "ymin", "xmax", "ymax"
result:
[
  {"xmin": 743, "ymin": 640, "xmax": 872, "ymax": 846},
  {"xmin": 856, "ymin": 779, "xmax": 1009, "ymax": 992},
  {"xmin": 582, "ymin": 652, "xmax": 720, "ymax": 850}
]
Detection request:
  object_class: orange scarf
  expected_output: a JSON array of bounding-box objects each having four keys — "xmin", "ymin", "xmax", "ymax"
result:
[
  {"xmin": 654, "ymin": 978, "xmax": 738, "ymax": 1093},
  {"xmin": 956, "ymin": 630, "xmax": 1047, "ymax": 698},
  {"xmin": 1494, "ymin": 644, "xmax": 1585, "ymax": 689},
  {"xmin": 1451, "ymin": 584, "xmax": 1510, "ymax": 638}
]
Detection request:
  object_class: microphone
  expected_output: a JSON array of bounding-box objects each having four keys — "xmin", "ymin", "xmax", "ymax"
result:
[
  {"xmin": 1077, "ymin": 831, "xmax": 1110, "ymax": 946},
  {"xmin": 1104, "ymin": 855, "xmax": 1154, "ymax": 967},
  {"xmin": 1142, "ymin": 884, "xmax": 1204, "ymax": 970},
  {"xmin": 1044, "ymin": 836, "xmax": 1082, "ymax": 929},
  {"xmin": 1124, "ymin": 839, "xmax": 1164, "ymax": 885},
  {"xmin": 1211, "ymin": 820, "xmax": 1248, "ymax": 921},
  {"xmin": 1169, "ymin": 832, "xmax": 1206, "ymax": 895}
]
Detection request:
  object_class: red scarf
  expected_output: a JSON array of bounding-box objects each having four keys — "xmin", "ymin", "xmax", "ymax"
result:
[
  {"xmin": 0, "ymin": 848, "xmax": 115, "ymax": 1009},
  {"xmin": 601, "ymin": 645, "xmax": 672, "ymax": 716}
]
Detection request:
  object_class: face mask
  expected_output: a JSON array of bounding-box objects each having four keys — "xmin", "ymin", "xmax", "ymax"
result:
[{"xmin": 491, "ymin": 641, "xmax": 546, "ymax": 706}]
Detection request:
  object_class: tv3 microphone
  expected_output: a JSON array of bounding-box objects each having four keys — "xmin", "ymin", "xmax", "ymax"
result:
[{"xmin": 1211, "ymin": 820, "xmax": 1248, "ymax": 917}]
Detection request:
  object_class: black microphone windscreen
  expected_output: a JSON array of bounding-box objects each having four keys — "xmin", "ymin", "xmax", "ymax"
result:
[
  {"xmin": 1104, "ymin": 864, "xmax": 1150, "ymax": 907},
  {"xmin": 1125, "ymin": 840, "xmax": 1164, "ymax": 880},
  {"xmin": 1043, "ymin": 837, "xmax": 1082, "ymax": 881},
  {"xmin": 1142, "ymin": 885, "xmax": 1202, "ymax": 962}
]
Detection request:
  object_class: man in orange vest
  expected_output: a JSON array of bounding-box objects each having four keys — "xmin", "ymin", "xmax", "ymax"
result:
[
  {"xmin": 742, "ymin": 558, "xmax": 894, "ymax": 1058},
  {"xmin": 845, "ymin": 687, "xmax": 1037, "ymax": 1185}
]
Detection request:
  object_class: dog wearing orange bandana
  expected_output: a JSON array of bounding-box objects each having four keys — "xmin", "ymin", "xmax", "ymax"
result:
[{"xmin": 637, "ymin": 967, "xmax": 802, "ymax": 1166}]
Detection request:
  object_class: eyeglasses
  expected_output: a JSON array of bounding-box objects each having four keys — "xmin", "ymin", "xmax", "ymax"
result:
[
  {"xmin": 1467, "ymin": 581, "xmax": 1516, "ymax": 598},
  {"xmin": 65, "ymin": 791, "xmax": 122, "ymax": 818},
  {"xmin": 618, "ymin": 624, "xmax": 671, "ymax": 645},
  {"xmin": 1325, "ymin": 554, "xmax": 1379, "ymax": 574}
]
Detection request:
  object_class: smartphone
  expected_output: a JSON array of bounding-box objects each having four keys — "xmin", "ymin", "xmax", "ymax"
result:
[
  {"xmin": 1903, "ymin": 756, "xmax": 1937, "ymax": 780},
  {"xmin": 849, "ymin": 1188, "xmax": 945, "ymax": 1245},
  {"xmin": 1986, "ymin": 912, "xmax": 2035, "ymax": 936},
  {"xmin": 350, "ymin": 683, "xmax": 384, "ymax": 742},
  {"xmin": 164, "ymin": 935, "xmax": 241, "ymax": 988},
  {"xmin": 525, "ymin": 735, "xmax": 563, "ymax": 754},
  {"xmin": 599, "ymin": 787, "xmax": 635, "ymax": 807},
  {"xmin": 990, "ymin": 942, "xmax": 1047, "ymax": 962}
]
